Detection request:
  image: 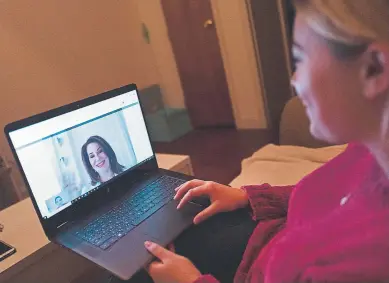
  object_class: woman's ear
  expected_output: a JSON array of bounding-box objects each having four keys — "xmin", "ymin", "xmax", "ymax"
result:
[{"xmin": 362, "ymin": 43, "xmax": 389, "ymax": 100}]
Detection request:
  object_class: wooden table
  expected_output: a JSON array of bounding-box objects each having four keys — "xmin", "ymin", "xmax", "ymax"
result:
[{"xmin": 0, "ymin": 154, "xmax": 193, "ymax": 283}]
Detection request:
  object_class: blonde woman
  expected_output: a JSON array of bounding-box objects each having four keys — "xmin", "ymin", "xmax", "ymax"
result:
[{"xmin": 117, "ymin": 1, "xmax": 389, "ymax": 283}]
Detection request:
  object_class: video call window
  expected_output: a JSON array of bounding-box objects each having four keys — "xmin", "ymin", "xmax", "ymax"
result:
[{"xmin": 9, "ymin": 91, "xmax": 153, "ymax": 218}]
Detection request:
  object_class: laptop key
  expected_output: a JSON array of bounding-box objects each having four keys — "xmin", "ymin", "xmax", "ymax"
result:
[
  {"xmin": 162, "ymin": 196, "xmax": 173, "ymax": 206},
  {"xmin": 75, "ymin": 176, "xmax": 186, "ymax": 248},
  {"xmin": 94, "ymin": 233, "xmax": 112, "ymax": 246},
  {"xmin": 131, "ymin": 205, "xmax": 162, "ymax": 226},
  {"xmin": 100, "ymin": 235, "xmax": 120, "ymax": 250}
]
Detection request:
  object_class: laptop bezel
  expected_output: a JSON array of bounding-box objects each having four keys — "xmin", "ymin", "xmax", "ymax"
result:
[{"xmin": 4, "ymin": 83, "xmax": 159, "ymax": 238}]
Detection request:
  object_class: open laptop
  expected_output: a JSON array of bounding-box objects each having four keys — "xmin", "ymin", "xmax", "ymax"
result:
[{"xmin": 4, "ymin": 83, "xmax": 208, "ymax": 280}]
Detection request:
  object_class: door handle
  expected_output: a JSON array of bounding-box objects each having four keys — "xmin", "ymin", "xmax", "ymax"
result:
[{"xmin": 203, "ymin": 19, "xmax": 214, "ymax": 28}]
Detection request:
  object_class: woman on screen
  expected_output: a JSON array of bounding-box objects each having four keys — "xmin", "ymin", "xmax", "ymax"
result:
[
  {"xmin": 54, "ymin": 196, "xmax": 64, "ymax": 208},
  {"xmin": 81, "ymin": 135, "xmax": 125, "ymax": 186}
]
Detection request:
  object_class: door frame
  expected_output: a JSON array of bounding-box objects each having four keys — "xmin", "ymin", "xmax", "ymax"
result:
[
  {"xmin": 136, "ymin": 0, "xmax": 268, "ymax": 129},
  {"xmin": 210, "ymin": 0, "xmax": 267, "ymax": 129},
  {"xmin": 245, "ymin": 0, "xmax": 293, "ymax": 133}
]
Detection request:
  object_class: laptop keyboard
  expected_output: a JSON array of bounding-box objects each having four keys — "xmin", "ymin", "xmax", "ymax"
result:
[{"xmin": 75, "ymin": 175, "xmax": 186, "ymax": 250}]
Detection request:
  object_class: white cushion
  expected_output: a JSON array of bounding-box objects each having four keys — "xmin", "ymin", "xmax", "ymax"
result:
[{"xmin": 230, "ymin": 144, "xmax": 347, "ymax": 188}]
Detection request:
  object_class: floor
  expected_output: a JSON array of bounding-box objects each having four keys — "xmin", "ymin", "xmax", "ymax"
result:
[{"xmin": 153, "ymin": 128, "xmax": 275, "ymax": 185}]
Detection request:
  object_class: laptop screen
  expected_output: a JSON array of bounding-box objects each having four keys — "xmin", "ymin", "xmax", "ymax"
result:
[{"xmin": 8, "ymin": 90, "xmax": 154, "ymax": 219}]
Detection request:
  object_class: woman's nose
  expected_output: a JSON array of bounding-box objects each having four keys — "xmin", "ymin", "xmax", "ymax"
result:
[{"xmin": 97, "ymin": 154, "xmax": 106, "ymax": 161}]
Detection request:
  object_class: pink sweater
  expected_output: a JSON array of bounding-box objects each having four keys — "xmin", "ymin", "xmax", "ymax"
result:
[{"xmin": 195, "ymin": 144, "xmax": 389, "ymax": 283}]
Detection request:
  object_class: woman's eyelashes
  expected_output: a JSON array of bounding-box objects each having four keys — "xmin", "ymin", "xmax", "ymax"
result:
[
  {"xmin": 89, "ymin": 148, "xmax": 103, "ymax": 159},
  {"xmin": 292, "ymin": 47, "xmax": 303, "ymax": 66},
  {"xmin": 292, "ymin": 55, "xmax": 302, "ymax": 66}
]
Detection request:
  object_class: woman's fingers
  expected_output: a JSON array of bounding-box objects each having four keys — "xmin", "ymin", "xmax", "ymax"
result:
[
  {"xmin": 174, "ymin": 179, "xmax": 205, "ymax": 200},
  {"xmin": 144, "ymin": 241, "xmax": 175, "ymax": 262},
  {"xmin": 176, "ymin": 184, "xmax": 210, "ymax": 209},
  {"xmin": 193, "ymin": 203, "xmax": 220, "ymax": 224}
]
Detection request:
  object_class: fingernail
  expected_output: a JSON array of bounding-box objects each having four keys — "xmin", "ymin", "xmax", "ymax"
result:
[
  {"xmin": 144, "ymin": 241, "xmax": 152, "ymax": 248},
  {"xmin": 173, "ymin": 194, "xmax": 177, "ymax": 200}
]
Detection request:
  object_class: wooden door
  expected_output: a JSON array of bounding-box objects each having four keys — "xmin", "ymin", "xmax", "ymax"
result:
[{"xmin": 161, "ymin": 0, "xmax": 235, "ymax": 128}]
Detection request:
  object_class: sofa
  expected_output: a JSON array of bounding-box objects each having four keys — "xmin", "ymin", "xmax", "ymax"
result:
[{"xmin": 230, "ymin": 97, "xmax": 347, "ymax": 188}]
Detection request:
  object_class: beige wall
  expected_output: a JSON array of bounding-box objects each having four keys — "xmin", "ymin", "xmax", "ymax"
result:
[
  {"xmin": 0, "ymin": 0, "xmax": 269, "ymax": 195},
  {"xmin": 0, "ymin": 0, "xmax": 161, "ymax": 192},
  {"xmin": 136, "ymin": 0, "xmax": 186, "ymax": 108},
  {"xmin": 0, "ymin": 0, "xmax": 267, "ymax": 144},
  {"xmin": 0, "ymin": 0, "xmax": 160, "ymax": 148}
]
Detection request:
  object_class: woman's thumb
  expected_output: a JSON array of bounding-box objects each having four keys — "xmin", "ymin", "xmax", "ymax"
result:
[{"xmin": 144, "ymin": 241, "xmax": 172, "ymax": 262}]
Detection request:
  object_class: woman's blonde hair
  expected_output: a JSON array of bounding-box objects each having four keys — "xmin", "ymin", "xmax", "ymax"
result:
[{"xmin": 293, "ymin": 0, "xmax": 389, "ymax": 58}]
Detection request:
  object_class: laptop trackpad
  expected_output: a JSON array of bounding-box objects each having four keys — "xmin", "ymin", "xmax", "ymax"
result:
[{"xmin": 137, "ymin": 200, "xmax": 203, "ymax": 244}]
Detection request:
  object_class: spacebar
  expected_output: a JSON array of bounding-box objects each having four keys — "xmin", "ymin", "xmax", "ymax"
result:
[{"xmin": 131, "ymin": 204, "xmax": 164, "ymax": 226}]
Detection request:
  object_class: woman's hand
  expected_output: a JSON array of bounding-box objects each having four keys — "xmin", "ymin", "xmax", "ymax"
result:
[
  {"xmin": 145, "ymin": 241, "xmax": 202, "ymax": 283},
  {"xmin": 174, "ymin": 179, "xmax": 249, "ymax": 224}
]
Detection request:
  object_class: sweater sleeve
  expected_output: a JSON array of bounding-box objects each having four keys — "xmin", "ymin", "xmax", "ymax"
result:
[
  {"xmin": 193, "ymin": 274, "xmax": 220, "ymax": 283},
  {"xmin": 241, "ymin": 184, "xmax": 294, "ymax": 221}
]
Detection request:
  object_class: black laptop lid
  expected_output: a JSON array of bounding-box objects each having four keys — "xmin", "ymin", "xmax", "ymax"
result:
[{"xmin": 5, "ymin": 84, "xmax": 158, "ymax": 236}]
